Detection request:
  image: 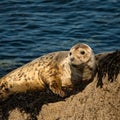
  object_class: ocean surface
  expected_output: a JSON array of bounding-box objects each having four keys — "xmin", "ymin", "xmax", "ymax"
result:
[{"xmin": 0, "ymin": 0, "xmax": 120, "ymax": 77}]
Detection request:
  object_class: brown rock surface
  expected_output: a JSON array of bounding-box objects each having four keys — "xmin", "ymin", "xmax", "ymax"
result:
[{"xmin": 0, "ymin": 51, "xmax": 120, "ymax": 120}]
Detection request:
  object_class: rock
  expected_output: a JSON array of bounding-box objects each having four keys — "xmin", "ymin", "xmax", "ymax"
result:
[{"xmin": 0, "ymin": 51, "xmax": 120, "ymax": 120}]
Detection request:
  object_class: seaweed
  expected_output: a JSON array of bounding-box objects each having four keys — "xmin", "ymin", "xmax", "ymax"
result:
[{"xmin": 97, "ymin": 50, "xmax": 120, "ymax": 87}]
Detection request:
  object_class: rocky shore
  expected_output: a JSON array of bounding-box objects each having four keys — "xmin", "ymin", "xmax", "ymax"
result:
[{"xmin": 0, "ymin": 51, "xmax": 120, "ymax": 120}]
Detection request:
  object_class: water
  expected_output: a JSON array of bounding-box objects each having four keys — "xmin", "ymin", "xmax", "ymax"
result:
[{"xmin": 0, "ymin": 0, "xmax": 120, "ymax": 77}]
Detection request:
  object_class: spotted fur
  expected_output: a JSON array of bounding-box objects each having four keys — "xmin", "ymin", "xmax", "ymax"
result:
[{"xmin": 0, "ymin": 43, "xmax": 96, "ymax": 99}]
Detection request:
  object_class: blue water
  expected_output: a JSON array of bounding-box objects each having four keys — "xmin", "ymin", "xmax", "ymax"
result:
[{"xmin": 0, "ymin": 0, "xmax": 120, "ymax": 77}]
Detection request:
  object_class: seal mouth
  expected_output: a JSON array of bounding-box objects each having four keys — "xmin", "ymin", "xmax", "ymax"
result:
[
  {"xmin": 71, "ymin": 64, "xmax": 79, "ymax": 68},
  {"xmin": 70, "ymin": 63, "xmax": 84, "ymax": 68}
]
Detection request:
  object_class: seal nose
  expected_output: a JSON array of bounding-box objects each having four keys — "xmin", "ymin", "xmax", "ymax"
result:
[{"xmin": 70, "ymin": 57, "xmax": 74, "ymax": 61}]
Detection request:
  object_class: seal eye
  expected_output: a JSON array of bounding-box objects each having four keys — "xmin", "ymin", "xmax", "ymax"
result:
[
  {"xmin": 80, "ymin": 51, "xmax": 85, "ymax": 55},
  {"xmin": 69, "ymin": 52, "xmax": 72, "ymax": 56}
]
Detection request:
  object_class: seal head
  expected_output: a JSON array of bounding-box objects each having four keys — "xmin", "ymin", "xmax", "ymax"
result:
[{"xmin": 68, "ymin": 43, "xmax": 93, "ymax": 66}]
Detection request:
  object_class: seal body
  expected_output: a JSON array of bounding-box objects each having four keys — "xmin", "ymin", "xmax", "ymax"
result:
[{"xmin": 0, "ymin": 43, "xmax": 96, "ymax": 99}]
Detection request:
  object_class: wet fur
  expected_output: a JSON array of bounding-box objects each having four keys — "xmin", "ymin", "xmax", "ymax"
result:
[{"xmin": 0, "ymin": 43, "xmax": 96, "ymax": 99}]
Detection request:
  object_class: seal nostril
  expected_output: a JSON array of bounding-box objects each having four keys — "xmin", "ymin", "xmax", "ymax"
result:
[{"xmin": 70, "ymin": 57, "xmax": 74, "ymax": 61}]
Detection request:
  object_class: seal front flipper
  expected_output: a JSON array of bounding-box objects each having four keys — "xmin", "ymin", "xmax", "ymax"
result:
[{"xmin": 49, "ymin": 80, "xmax": 65, "ymax": 97}]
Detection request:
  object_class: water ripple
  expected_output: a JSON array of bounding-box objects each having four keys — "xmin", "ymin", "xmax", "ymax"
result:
[{"xmin": 0, "ymin": 0, "xmax": 120, "ymax": 77}]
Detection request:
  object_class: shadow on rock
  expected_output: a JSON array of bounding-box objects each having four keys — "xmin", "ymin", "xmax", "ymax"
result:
[
  {"xmin": 1, "ymin": 51, "xmax": 119, "ymax": 120},
  {"xmin": 0, "ymin": 78, "xmax": 93, "ymax": 120}
]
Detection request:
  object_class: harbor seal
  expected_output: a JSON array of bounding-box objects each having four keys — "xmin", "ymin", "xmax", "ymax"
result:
[{"xmin": 0, "ymin": 43, "xmax": 96, "ymax": 99}]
